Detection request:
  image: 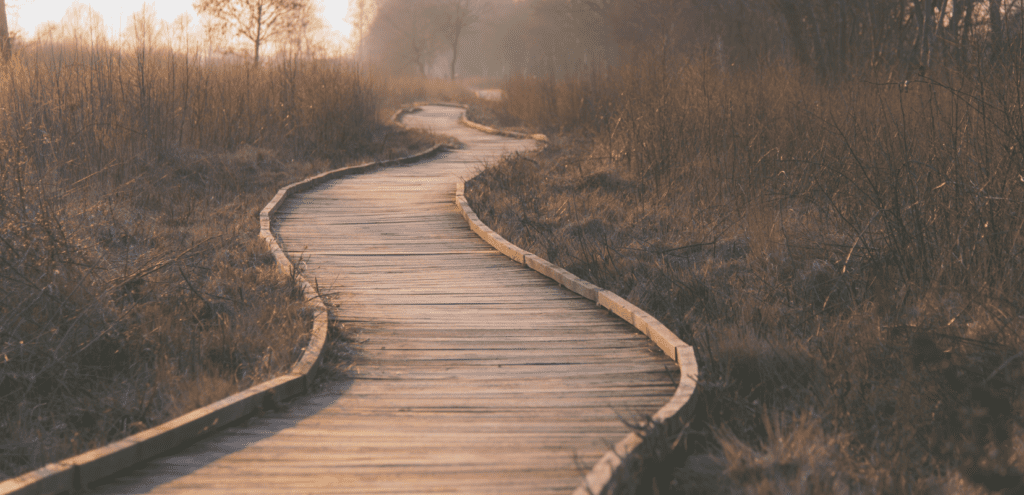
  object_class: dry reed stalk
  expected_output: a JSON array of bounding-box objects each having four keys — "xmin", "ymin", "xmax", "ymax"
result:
[
  {"xmin": 0, "ymin": 40, "xmax": 439, "ymax": 478},
  {"xmin": 468, "ymin": 56, "xmax": 1024, "ymax": 493}
]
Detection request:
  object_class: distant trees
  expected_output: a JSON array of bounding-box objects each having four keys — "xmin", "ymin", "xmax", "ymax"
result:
[
  {"xmin": 194, "ymin": 0, "xmax": 311, "ymax": 65},
  {"xmin": 360, "ymin": 0, "xmax": 1023, "ymax": 80},
  {"xmin": 367, "ymin": 0, "xmax": 440, "ymax": 75},
  {"xmin": 571, "ymin": 0, "xmax": 1024, "ymax": 78},
  {"xmin": 492, "ymin": 0, "xmax": 617, "ymax": 77},
  {"xmin": 437, "ymin": 0, "xmax": 484, "ymax": 79},
  {"xmin": 364, "ymin": 0, "xmax": 487, "ymax": 78},
  {"xmin": 278, "ymin": 1, "xmax": 329, "ymax": 59},
  {"xmin": 363, "ymin": 0, "xmax": 615, "ymax": 78},
  {"xmin": 745, "ymin": 0, "xmax": 1020, "ymax": 76}
]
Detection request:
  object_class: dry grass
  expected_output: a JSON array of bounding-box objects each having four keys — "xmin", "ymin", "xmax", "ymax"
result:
[
  {"xmin": 467, "ymin": 57, "xmax": 1024, "ymax": 493},
  {"xmin": 377, "ymin": 75, "xmax": 516, "ymax": 131},
  {"xmin": 380, "ymin": 75, "xmax": 477, "ymax": 108},
  {"xmin": 0, "ymin": 40, "xmax": 438, "ymax": 478}
]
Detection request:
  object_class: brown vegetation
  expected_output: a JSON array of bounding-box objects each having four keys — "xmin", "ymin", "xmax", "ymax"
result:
[
  {"xmin": 6, "ymin": 0, "xmax": 1024, "ymax": 491},
  {"xmin": 0, "ymin": 34, "xmax": 437, "ymax": 478},
  {"xmin": 466, "ymin": 35, "xmax": 1024, "ymax": 495},
  {"xmin": 380, "ymin": 75, "xmax": 480, "ymax": 109}
]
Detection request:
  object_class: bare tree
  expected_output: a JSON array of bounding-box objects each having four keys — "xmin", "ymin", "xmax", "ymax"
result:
[
  {"xmin": 493, "ymin": 0, "xmax": 616, "ymax": 77},
  {"xmin": 194, "ymin": 0, "xmax": 308, "ymax": 65},
  {"xmin": 436, "ymin": 0, "xmax": 483, "ymax": 79},
  {"xmin": 367, "ymin": 0, "xmax": 443, "ymax": 75},
  {"xmin": 0, "ymin": 0, "xmax": 10, "ymax": 62},
  {"xmin": 279, "ymin": 0, "xmax": 328, "ymax": 59}
]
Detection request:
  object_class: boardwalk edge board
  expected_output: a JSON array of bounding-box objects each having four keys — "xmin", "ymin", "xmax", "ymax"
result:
[
  {"xmin": 0, "ymin": 140, "xmax": 448, "ymax": 495},
  {"xmin": 397, "ymin": 99, "xmax": 550, "ymax": 143},
  {"xmin": 455, "ymin": 169, "xmax": 698, "ymax": 493},
  {"xmin": 458, "ymin": 115, "xmax": 550, "ymax": 143}
]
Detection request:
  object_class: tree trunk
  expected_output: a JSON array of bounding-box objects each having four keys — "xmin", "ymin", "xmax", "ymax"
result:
[
  {"xmin": 0, "ymin": 0, "xmax": 10, "ymax": 62},
  {"xmin": 920, "ymin": 0, "xmax": 934, "ymax": 68},
  {"xmin": 449, "ymin": 40, "xmax": 458, "ymax": 79},
  {"xmin": 254, "ymin": 3, "xmax": 263, "ymax": 66},
  {"xmin": 990, "ymin": 0, "xmax": 1004, "ymax": 49},
  {"xmin": 777, "ymin": 0, "xmax": 812, "ymax": 69},
  {"xmin": 448, "ymin": 11, "xmax": 462, "ymax": 80},
  {"xmin": 960, "ymin": 0, "xmax": 976, "ymax": 65}
]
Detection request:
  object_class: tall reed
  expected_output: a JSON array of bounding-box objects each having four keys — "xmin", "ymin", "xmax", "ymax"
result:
[
  {"xmin": 468, "ymin": 55, "xmax": 1024, "ymax": 492},
  {"xmin": 0, "ymin": 37, "xmax": 429, "ymax": 477}
]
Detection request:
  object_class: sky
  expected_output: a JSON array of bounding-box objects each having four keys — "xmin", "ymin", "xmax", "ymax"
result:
[{"xmin": 6, "ymin": 0, "xmax": 356, "ymax": 49}]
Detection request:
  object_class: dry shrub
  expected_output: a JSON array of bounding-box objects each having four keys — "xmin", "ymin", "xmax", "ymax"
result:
[
  {"xmin": 467, "ymin": 54, "xmax": 1024, "ymax": 493},
  {"xmin": 380, "ymin": 75, "xmax": 477, "ymax": 108}
]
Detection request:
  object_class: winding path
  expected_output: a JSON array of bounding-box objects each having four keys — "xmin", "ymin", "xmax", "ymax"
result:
[{"xmin": 91, "ymin": 105, "xmax": 677, "ymax": 494}]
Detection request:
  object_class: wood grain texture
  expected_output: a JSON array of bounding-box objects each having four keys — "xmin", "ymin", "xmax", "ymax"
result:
[
  {"xmin": 452, "ymin": 172, "xmax": 698, "ymax": 495},
  {"xmin": 88, "ymin": 105, "xmax": 676, "ymax": 494}
]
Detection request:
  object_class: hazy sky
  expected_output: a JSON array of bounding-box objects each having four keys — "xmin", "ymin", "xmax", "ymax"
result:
[{"xmin": 6, "ymin": 0, "xmax": 355, "ymax": 45}]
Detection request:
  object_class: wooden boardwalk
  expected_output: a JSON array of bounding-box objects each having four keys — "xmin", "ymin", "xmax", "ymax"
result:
[{"xmin": 90, "ymin": 105, "xmax": 676, "ymax": 494}]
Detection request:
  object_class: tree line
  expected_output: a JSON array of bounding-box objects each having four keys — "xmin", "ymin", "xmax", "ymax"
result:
[
  {"xmin": 363, "ymin": 0, "xmax": 1024, "ymax": 79},
  {"xmin": 1, "ymin": 0, "xmax": 1020, "ymax": 76},
  {"xmin": 363, "ymin": 0, "xmax": 487, "ymax": 78}
]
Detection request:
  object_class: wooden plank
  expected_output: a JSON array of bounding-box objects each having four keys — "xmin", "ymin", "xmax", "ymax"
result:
[{"xmin": 86, "ymin": 104, "xmax": 678, "ymax": 495}]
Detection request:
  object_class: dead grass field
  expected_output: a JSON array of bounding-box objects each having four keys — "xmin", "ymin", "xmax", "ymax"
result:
[
  {"xmin": 467, "ymin": 58, "xmax": 1024, "ymax": 493},
  {"xmin": 0, "ymin": 41, "xmax": 440, "ymax": 478}
]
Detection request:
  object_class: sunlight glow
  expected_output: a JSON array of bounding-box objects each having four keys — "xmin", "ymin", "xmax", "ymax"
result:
[{"xmin": 7, "ymin": 0, "xmax": 357, "ymax": 53}]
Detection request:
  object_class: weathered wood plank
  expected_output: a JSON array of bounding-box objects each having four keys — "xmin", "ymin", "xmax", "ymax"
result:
[{"xmin": 88, "ymin": 105, "xmax": 676, "ymax": 494}]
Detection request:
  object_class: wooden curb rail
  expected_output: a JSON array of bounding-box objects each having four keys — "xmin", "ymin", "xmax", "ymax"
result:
[
  {"xmin": 459, "ymin": 115, "xmax": 550, "ymax": 143},
  {"xmin": 3, "ymin": 104, "xmax": 698, "ymax": 495},
  {"xmin": 0, "ymin": 142, "xmax": 448, "ymax": 495},
  {"xmin": 399, "ymin": 101, "xmax": 549, "ymax": 142},
  {"xmin": 452, "ymin": 119, "xmax": 698, "ymax": 495}
]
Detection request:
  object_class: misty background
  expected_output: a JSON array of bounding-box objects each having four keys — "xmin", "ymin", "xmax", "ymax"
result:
[
  {"xmin": 2, "ymin": 0, "xmax": 1016, "ymax": 81},
  {"xmin": 362, "ymin": 0, "xmax": 1023, "ymax": 81}
]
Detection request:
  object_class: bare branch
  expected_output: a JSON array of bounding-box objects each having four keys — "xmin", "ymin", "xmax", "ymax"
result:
[{"xmin": 193, "ymin": 0, "xmax": 310, "ymax": 65}]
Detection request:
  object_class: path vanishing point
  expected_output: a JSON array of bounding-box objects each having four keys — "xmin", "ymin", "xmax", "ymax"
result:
[{"xmin": 89, "ymin": 105, "xmax": 678, "ymax": 494}]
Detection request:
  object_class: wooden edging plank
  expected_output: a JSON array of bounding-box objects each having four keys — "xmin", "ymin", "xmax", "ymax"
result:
[
  {"xmin": 0, "ymin": 131, "xmax": 448, "ymax": 495},
  {"xmin": 453, "ymin": 129, "xmax": 698, "ymax": 494},
  {"xmin": 3, "ymin": 103, "xmax": 693, "ymax": 495},
  {"xmin": 458, "ymin": 116, "xmax": 550, "ymax": 143},
  {"xmin": 397, "ymin": 100, "xmax": 550, "ymax": 143}
]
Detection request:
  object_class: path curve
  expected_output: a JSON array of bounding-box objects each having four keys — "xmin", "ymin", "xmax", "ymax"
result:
[{"xmin": 89, "ymin": 105, "xmax": 677, "ymax": 494}]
